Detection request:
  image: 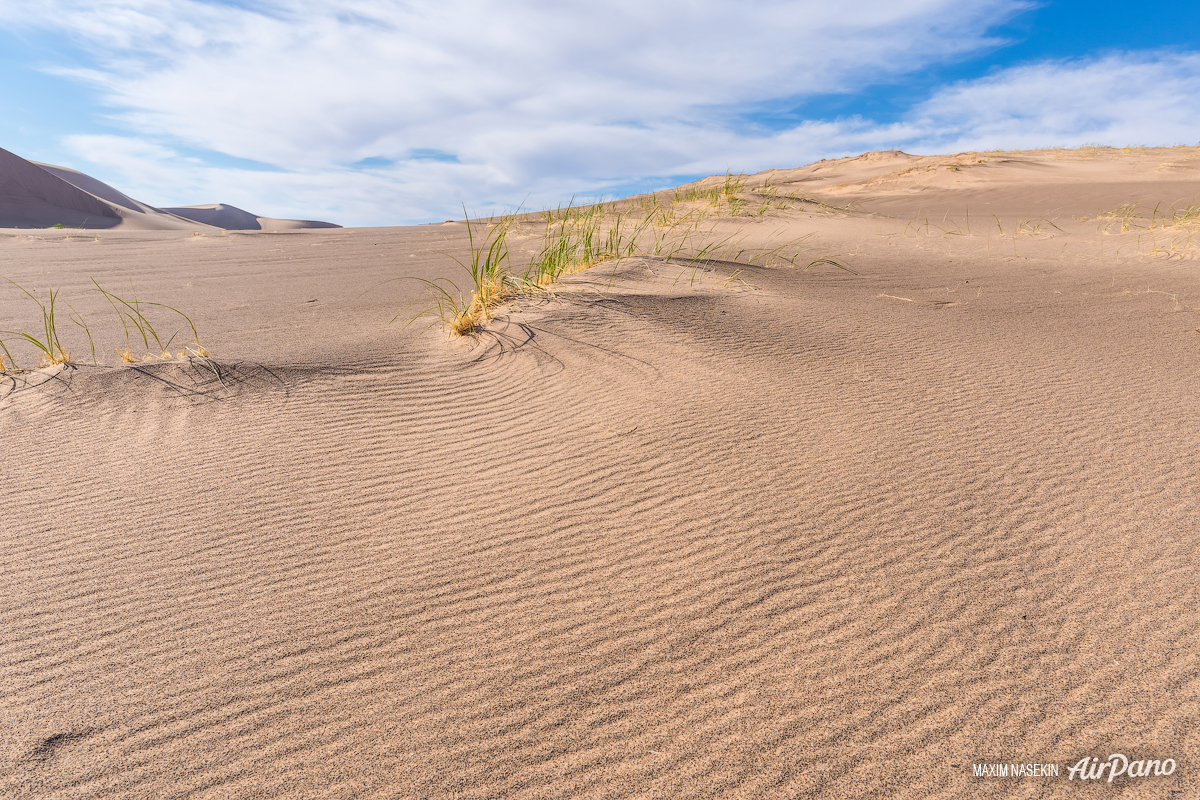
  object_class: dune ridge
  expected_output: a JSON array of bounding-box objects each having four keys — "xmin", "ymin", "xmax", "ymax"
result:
[{"xmin": 1, "ymin": 146, "xmax": 1198, "ymax": 798}]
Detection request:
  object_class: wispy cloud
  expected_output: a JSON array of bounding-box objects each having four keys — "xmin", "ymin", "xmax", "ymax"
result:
[{"xmin": 4, "ymin": 1, "xmax": 1197, "ymax": 224}]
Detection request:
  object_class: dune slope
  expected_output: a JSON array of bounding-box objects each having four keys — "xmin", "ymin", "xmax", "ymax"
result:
[{"xmin": 0, "ymin": 146, "xmax": 121, "ymax": 229}]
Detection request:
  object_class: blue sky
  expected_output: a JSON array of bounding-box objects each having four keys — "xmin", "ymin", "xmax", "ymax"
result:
[{"xmin": 1, "ymin": 0, "xmax": 1197, "ymax": 226}]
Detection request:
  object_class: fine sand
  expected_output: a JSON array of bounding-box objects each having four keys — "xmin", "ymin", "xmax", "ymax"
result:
[{"xmin": 2, "ymin": 147, "xmax": 1199, "ymax": 798}]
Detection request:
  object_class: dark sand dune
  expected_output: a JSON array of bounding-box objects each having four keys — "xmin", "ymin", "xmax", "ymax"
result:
[
  {"xmin": 164, "ymin": 203, "xmax": 342, "ymax": 231},
  {"xmin": 161, "ymin": 203, "xmax": 265, "ymax": 230},
  {"xmin": 0, "ymin": 145, "xmax": 339, "ymax": 230},
  {"xmin": 0, "ymin": 146, "xmax": 121, "ymax": 229},
  {"xmin": 1, "ymin": 147, "xmax": 1199, "ymax": 798}
]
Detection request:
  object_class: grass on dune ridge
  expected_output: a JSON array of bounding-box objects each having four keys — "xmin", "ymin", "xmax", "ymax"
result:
[
  {"xmin": 404, "ymin": 177, "xmax": 854, "ymax": 335},
  {"xmin": 395, "ymin": 208, "xmax": 520, "ymax": 336},
  {"xmin": 1099, "ymin": 201, "xmax": 1200, "ymax": 233},
  {"xmin": 1096, "ymin": 200, "xmax": 1200, "ymax": 258}
]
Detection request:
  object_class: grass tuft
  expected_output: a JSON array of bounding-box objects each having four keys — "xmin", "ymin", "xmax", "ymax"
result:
[
  {"xmin": 0, "ymin": 278, "xmax": 73, "ymax": 369},
  {"xmin": 527, "ymin": 201, "xmax": 653, "ymax": 287},
  {"xmin": 93, "ymin": 280, "xmax": 208, "ymax": 361},
  {"xmin": 398, "ymin": 209, "xmax": 517, "ymax": 335},
  {"xmin": 1099, "ymin": 203, "xmax": 1139, "ymax": 233}
]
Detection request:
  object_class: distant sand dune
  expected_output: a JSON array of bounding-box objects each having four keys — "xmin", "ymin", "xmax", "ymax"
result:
[
  {"xmin": 0, "ymin": 145, "xmax": 339, "ymax": 230},
  {"xmin": 0, "ymin": 146, "xmax": 121, "ymax": 229},
  {"xmin": 164, "ymin": 203, "xmax": 342, "ymax": 231},
  {"xmin": 1, "ymin": 146, "xmax": 1198, "ymax": 798}
]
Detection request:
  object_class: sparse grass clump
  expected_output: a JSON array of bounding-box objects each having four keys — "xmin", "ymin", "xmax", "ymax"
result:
[
  {"xmin": 1096, "ymin": 201, "xmax": 1198, "ymax": 232},
  {"xmin": 671, "ymin": 172, "xmax": 746, "ymax": 213},
  {"xmin": 400, "ymin": 210, "xmax": 519, "ymax": 335},
  {"xmin": 1137, "ymin": 202, "xmax": 1200, "ymax": 257},
  {"xmin": 1013, "ymin": 218, "xmax": 1061, "ymax": 236},
  {"xmin": 0, "ymin": 277, "xmax": 207, "ymax": 373},
  {"xmin": 527, "ymin": 201, "xmax": 651, "ymax": 286},
  {"xmin": 1100, "ymin": 203, "xmax": 1139, "ymax": 233},
  {"xmin": 0, "ymin": 279, "xmax": 79, "ymax": 370},
  {"xmin": 93, "ymin": 280, "xmax": 208, "ymax": 361},
  {"xmin": 1096, "ymin": 202, "xmax": 1200, "ymax": 258},
  {"xmin": 1162, "ymin": 204, "xmax": 1200, "ymax": 229}
]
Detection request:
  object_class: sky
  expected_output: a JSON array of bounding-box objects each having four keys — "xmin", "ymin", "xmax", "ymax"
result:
[{"xmin": 0, "ymin": 0, "xmax": 1197, "ymax": 227}]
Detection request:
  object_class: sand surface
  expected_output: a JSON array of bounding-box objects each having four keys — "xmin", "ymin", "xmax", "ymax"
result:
[{"xmin": 2, "ymin": 147, "xmax": 1199, "ymax": 798}]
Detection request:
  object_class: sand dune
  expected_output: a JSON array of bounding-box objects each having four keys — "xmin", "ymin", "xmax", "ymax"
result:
[
  {"xmin": 0, "ymin": 146, "xmax": 339, "ymax": 230},
  {"xmin": 163, "ymin": 204, "xmax": 342, "ymax": 231},
  {"xmin": 0, "ymin": 146, "xmax": 121, "ymax": 229},
  {"xmin": 1, "ymin": 146, "xmax": 1198, "ymax": 798}
]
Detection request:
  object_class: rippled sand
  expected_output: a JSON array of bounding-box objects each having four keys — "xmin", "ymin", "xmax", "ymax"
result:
[{"xmin": 3, "ymin": 147, "xmax": 1199, "ymax": 798}]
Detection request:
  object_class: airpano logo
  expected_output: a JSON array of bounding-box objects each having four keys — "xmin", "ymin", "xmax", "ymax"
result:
[
  {"xmin": 969, "ymin": 754, "xmax": 1178, "ymax": 783},
  {"xmin": 1066, "ymin": 754, "xmax": 1176, "ymax": 782}
]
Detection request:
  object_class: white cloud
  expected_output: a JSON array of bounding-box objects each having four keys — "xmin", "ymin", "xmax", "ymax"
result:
[
  {"xmin": 5, "ymin": 2, "xmax": 1198, "ymax": 225},
  {"xmin": 904, "ymin": 52, "xmax": 1200, "ymax": 152}
]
